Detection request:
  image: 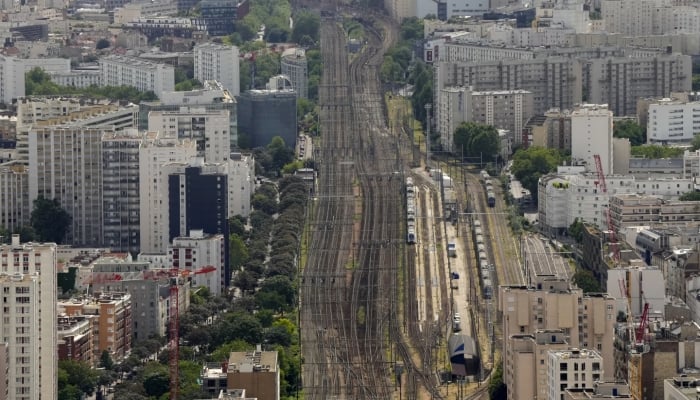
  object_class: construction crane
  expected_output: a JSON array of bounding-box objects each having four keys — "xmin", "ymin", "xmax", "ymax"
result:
[
  {"xmin": 93, "ymin": 265, "xmax": 217, "ymax": 399},
  {"xmin": 593, "ymin": 154, "xmax": 620, "ymax": 262},
  {"xmin": 635, "ymin": 302, "xmax": 650, "ymax": 345}
]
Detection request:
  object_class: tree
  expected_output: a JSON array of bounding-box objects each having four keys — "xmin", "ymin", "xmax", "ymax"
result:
[
  {"xmin": 572, "ymin": 269, "xmax": 603, "ymax": 293},
  {"xmin": 99, "ymin": 349, "xmax": 114, "ymax": 370},
  {"xmin": 631, "ymin": 145, "xmax": 684, "ymax": 158},
  {"xmin": 30, "ymin": 196, "xmax": 71, "ymax": 243},
  {"xmin": 679, "ymin": 191, "xmax": 700, "ymax": 201},
  {"xmin": 142, "ymin": 369, "xmax": 170, "ymax": 398},
  {"xmin": 58, "ymin": 360, "xmax": 99, "ymax": 396},
  {"xmin": 229, "ymin": 234, "xmax": 249, "ymax": 270},
  {"xmin": 511, "ymin": 147, "xmax": 564, "ymax": 203},
  {"xmin": 267, "ymin": 136, "xmax": 294, "ymax": 170},
  {"xmin": 613, "ymin": 119, "xmax": 646, "ymax": 146},
  {"xmin": 692, "ymin": 133, "xmax": 700, "ymax": 151},
  {"xmin": 453, "ymin": 122, "xmax": 500, "ymax": 161},
  {"xmin": 232, "ymin": 270, "xmax": 258, "ymax": 294},
  {"xmin": 489, "ymin": 361, "xmax": 506, "ymax": 400},
  {"xmin": 291, "ymin": 10, "xmax": 320, "ymax": 44},
  {"xmin": 568, "ymin": 218, "xmax": 585, "ymax": 243},
  {"xmin": 95, "ymin": 38, "xmax": 111, "ymax": 49}
]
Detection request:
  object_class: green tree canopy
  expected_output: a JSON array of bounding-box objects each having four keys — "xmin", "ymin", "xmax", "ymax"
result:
[
  {"xmin": 30, "ymin": 196, "xmax": 71, "ymax": 243},
  {"xmin": 692, "ymin": 133, "xmax": 700, "ymax": 151},
  {"xmin": 291, "ymin": 10, "xmax": 320, "ymax": 44},
  {"xmin": 613, "ymin": 119, "xmax": 646, "ymax": 146},
  {"xmin": 679, "ymin": 191, "xmax": 700, "ymax": 201},
  {"xmin": 453, "ymin": 122, "xmax": 500, "ymax": 161},
  {"xmin": 511, "ymin": 147, "xmax": 564, "ymax": 203},
  {"xmin": 631, "ymin": 145, "xmax": 685, "ymax": 158},
  {"xmin": 568, "ymin": 218, "xmax": 585, "ymax": 243},
  {"xmin": 95, "ymin": 38, "xmax": 110, "ymax": 49},
  {"xmin": 572, "ymin": 269, "xmax": 603, "ymax": 293}
]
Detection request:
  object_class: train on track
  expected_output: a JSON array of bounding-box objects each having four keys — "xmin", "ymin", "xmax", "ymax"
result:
[
  {"xmin": 481, "ymin": 170, "xmax": 496, "ymax": 207},
  {"xmin": 406, "ymin": 177, "xmax": 416, "ymax": 244},
  {"xmin": 471, "ymin": 210, "xmax": 493, "ymax": 299}
]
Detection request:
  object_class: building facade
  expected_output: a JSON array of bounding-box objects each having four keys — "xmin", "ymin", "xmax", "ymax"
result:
[
  {"xmin": 169, "ymin": 230, "xmax": 225, "ymax": 294},
  {"xmin": 547, "ymin": 349, "xmax": 604, "ymax": 400},
  {"xmin": 0, "ymin": 236, "xmax": 57, "ymax": 400},
  {"xmin": 237, "ymin": 89, "xmax": 297, "ymax": 149},
  {"xmin": 138, "ymin": 133, "xmax": 197, "ymax": 254},
  {"xmin": 194, "ymin": 44, "xmax": 240, "ymax": 96},
  {"xmin": 281, "ymin": 48, "xmax": 308, "ymax": 99},
  {"xmin": 57, "ymin": 315, "xmax": 94, "ymax": 365},
  {"xmin": 0, "ymin": 161, "xmax": 27, "ymax": 232},
  {"xmin": 570, "ymin": 104, "xmax": 613, "ymax": 174},
  {"xmin": 646, "ymin": 99, "xmax": 700, "ymax": 144},
  {"xmin": 28, "ymin": 126, "xmax": 107, "ymax": 246},
  {"xmin": 102, "ymin": 129, "xmax": 142, "ymax": 254},
  {"xmin": 99, "ymin": 55, "xmax": 175, "ymax": 98},
  {"xmin": 227, "ymin": 350, "xmax": 279, "ymax": 400}
]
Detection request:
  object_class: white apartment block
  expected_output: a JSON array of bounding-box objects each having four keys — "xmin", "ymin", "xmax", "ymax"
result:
[
  {"xmin": 147, "ymin": 108, "xmax": 230, "ymax": 163},
  {"xmin": 646, "ymin": 99, "xmax": 700, "ymax": 144},
  {"xmin": 28, "ymin": 126, "xmax": 107, "ymax": 246},
  {"xmin": 536, "ymin": 3, "xmax": 594, "ymax": 33},
  {"xmin": 0, "ymin": 162, "xmax": 27, "ymax": 232},
  {"xmin": 138, "ymin": 133, "xmax": 196, "ymax": 254},
  {"xmin": 169, "ymin": 230, "xmax": 225, "ymax": 295},
  {"xmin": 570, "ymin": 104, "xmax": 613, "ymax": 174},
  {"xmin": 607, "ymin": 267, "xmax": 665, "ymax": 318},
  {"xmin": 102, "ymin": 129, "xmax": 143, "ymax": 254},
  {"xmin": 227, "ymin": 152, "xmax": 253, "ymax": 217},
  {"xmin": 538, "ymin": 171, "xmax": 694, "ymax": 233},
  {"xmin": 487, "ymin": 25, "xmax": 575, "ymax": 48},
  {"xmin": 438, "ymin": 42, "xmax": 534, "ymax": 63},
  {"xmin": 437, "ymin": 86, "xmax": 534, "ymax": 149},
  {"xmin": 0, "ymin": 55, "xmax": 28, "ymax": 104},
  {"xmin": 49, "ymin": 69, "xmax": 102, "ymax": 88},
  {"xmin": 99, "ymin": 55, "xmax": 175, "ymax": 98},
  {"xmin": 548, "ymin": 349, "xmax": 604, "ymax": 400},
  {"xmin": 194, "ymin": 43, "xmax": 240, "ymax": 96},
  {"xmin": 0, "ymin": 235, "xmax": 57, "ymax": 400},
  {"xmin": 499, "ymin": 278, "xmax": 616, "ymax": 400},
  {"xmin": 602, "ymin": 0, "xmax": 700, "ymax": 36}
]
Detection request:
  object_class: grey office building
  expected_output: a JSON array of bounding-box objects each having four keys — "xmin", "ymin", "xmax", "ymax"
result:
[{"xmin": 237, "ymin": 89, "xmax": 297, "ymax": 148}]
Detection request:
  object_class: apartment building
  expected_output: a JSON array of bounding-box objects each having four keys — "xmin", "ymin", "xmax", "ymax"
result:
[
  {"xmin": 28, "ymin": 126, "xmax": 107, "ymax": 246},
  {"xmin": 609, "ymin": 194, "xmax": 700, "ymax": 232},
  {"xmin": 437, "ymin": 87, "xmax": 534, "ymax": 149},
  {"xmin": 529, "ymin": 109, "xmax": 573, "ymax": 151},
  {"xmin": 148, "ymin": 108, "xmax": 230, "ymax": 163},
  {"xmin": 563, "ymin": 381, "xmax": 631, "ymax": 399},
  {"xmin": 664, "ymin": 375, "xmax": 700, "ymax": 400},
  {"xmin": 0, "ymin": 235, "xmax": 57, "ymax": 400},
  {"xmin": 99, "ymin": 55, "xmax": 175, "ymax": 98},
  {"xmin": 538, "ymin": 171, "xmax": 694, "ymax": 233},
  {"xmin": 138, "ymin": 133, "xmax": 197, "ymax": 253},
  {"xmin": 602, "ymin": 0, "xmax": 700, "ymax": 36},
  {"xmin": 169, "ymin": 230, "xmax": 225, "ymax": 295},
  {"xmin": 227, "ymin": 350, "xmax": 279, "ymax": 400},
  {"xmin": 570, "ymin": 104, "xmax": 613, "ymax": 174},
  {"xmin": 59, "ymin": 292, "xmax": 133, "ymax": 361},
  {"xmin": 499, "ymin": 277, "xmax": 616, "ymax": 392},
  {"xmin": 162, "ymin": 160, "xmax": 230, "ymax": 286},
  {"xmin": 0, "ymin": 161, "xmax": 27, "ymax": 232},
  {"xmin": 102, "ymin": 129, "xmax": 143, "ymax": 254},
  {"xmin": 57, "ymin": 315, "xmax": 94, "ymax": 365},
  {"xmin": 645, "ymin": 98, "xmax": 700, "ymax": 144},
  {"xmin": 584, "ymin": 54, "xmax": 692, "ymax": 117},
  {"xmin": 548, "ymin": 349, "xmax": 604, "ymax": 400},
  {"xmin": 435, "ymin": 58, "xmax": 580, "ymax": 115},
  {"xmin": 139, "ymin": 81, "xmax": 237, "ymax": 150},
  {"xmin": 438, "ymin": 41, "xmax": 536, "ymax": 63},
  {"xmin": 506, "ymin": 330, "xmax": 570, "ymax": 400},
  {"xmin": 281, "ymin": 48, "xmax": 308, "ymax": 99},
  {"xmin": 227, "ymin": 152, "xmax": 253, "ymax": 217},
  {"xmin": 237, "ymin": 89, "xmax": 297, "ymax": 148},
  {"xmin": 194, "ymin": 43, "xmax": 240, "ymax": 96}
]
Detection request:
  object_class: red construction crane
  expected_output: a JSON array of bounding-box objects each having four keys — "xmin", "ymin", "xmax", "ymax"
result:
[
  {"xmin": 594, "ymin": 154, "xmax": 619, "ymax": 262},
  {"xmin": 636, "ymin": 302, "xmax": 650, "ymax": 345}
]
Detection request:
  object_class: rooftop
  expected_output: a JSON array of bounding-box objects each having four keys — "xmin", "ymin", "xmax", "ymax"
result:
[{"xmin": 228, "ymin": 350, "xmax": 278, "ymax": 373}]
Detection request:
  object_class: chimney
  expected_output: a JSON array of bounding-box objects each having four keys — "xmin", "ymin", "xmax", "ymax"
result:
[{"xmin": 11, "ymin": 234, "xmax": 20, "ymax": 247}]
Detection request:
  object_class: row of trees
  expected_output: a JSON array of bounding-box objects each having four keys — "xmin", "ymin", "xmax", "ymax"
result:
[
  {"xmin": 453, "ymin": 122, "xmax": 500, "ymax": 162},
  {"xmin": 510, "ymin": 147, "xmax": 566, "ymax": 203}
]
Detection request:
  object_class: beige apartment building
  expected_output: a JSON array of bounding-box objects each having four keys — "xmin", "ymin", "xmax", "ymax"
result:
[
  {"xmin": 59, "ymin": 292, "xmax": 133, "ymax": 361},
  {"xmin": 610, "ymin": 194, "xmax": 700, "ymax": 231},
  {"xmin": 500, "ymin": 277, "xmax": 616, "ymax": 400},
  {"xmin": 507, "ymin": 330, "xmax": 570, "ymax": 400},
  {"xmin": 227, "ymin": 350, "xmax": 279, "ymax": 400}
]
